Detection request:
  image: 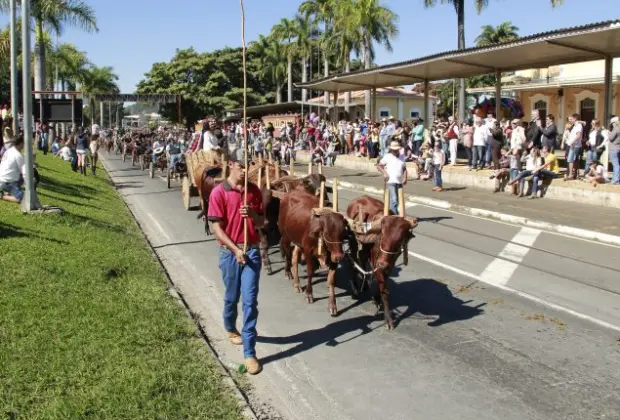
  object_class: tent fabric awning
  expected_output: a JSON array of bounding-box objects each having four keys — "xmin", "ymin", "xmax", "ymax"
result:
[{"xmin": 296, "ymin": 20, "xmax": 620, "ymax": 93}]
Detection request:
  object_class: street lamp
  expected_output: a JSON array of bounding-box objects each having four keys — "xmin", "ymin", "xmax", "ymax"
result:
[{"xmin": 20, "ymin": 0, "xmax": 42, "ymax": 212}]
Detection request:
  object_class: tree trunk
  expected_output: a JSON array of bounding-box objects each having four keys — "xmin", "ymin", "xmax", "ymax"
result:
[
  {"xmin": 276, "ymin": 82, "xmax": 282, "ymax": 104},
  {"xmin": 457, "ymin": 0, "xmax": 466, "ymax": 121},
  {"xmin": 344, "ymin": 57, "xmax": 351, "ymax": 117},
  {"xmin": 363, "ymin": 39, "xmax": 371, "ymax": 119},
  {"xmin": 287, "ymin": 53, "xmax": 293, "ymax": 102},
  {"xmin": 34, "ymin": 18, "xmax": 45, "ymax": 100},
  {"xmin": 323, "ymin": 54, "xmax": 329, "ymax": 106},
  {"xmin": 301, "ymin": 55, "xmax": 308, "ymax": 104}
]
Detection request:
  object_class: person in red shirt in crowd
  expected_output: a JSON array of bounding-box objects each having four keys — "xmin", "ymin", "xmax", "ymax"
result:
[{"xmin": 207, "ymin": 148, "xmax": 265, "ymax": 375}]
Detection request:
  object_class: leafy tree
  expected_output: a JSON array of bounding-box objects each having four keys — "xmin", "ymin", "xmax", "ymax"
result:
[
  {"xmin": 475, "ymin": 21, "xmax": 519, "ymax": 46},
  {"xmin": 137, "ymin": 47, "xmax": 275, "ymax": 127}
]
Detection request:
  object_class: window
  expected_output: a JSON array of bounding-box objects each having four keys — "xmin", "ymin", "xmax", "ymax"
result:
[
  {"xmin": 410, "ymin": 111, "xmax": 420, "ymax": 118},
  {"xmin": 534, "ymin": 100, "xmax": 547, "ymax": 122},
  {"xmin": 378, "ymin": 106, "xmax": 392, "ymax": 119},
  {"xmin": 380, "ymin": 110, "xmax": 389, "ymax": 117}
]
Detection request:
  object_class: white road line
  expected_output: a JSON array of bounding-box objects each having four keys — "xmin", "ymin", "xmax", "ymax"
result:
[
  {"xmin": 480, "ymin": 227, "xmax": 541, "ymax": 287},
  {"xmin": 407, "ymin": 250, "xmax": 620, "ymax": 333},
  {"xmin": 146, "ymin": 211, "xmax": 172, "ymax": 242}
]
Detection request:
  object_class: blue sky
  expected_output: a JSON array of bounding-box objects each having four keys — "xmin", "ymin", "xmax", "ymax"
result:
[{"xmin": 0, "ymin": 0, "xmax": 612, "ymax": 92}]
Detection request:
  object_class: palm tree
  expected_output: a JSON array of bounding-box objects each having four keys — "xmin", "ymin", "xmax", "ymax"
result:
[
  {"xmin": 351, "ymin": 0, "xmax": 398, "ymax": 118},
  {"xmin": 250, "ymin": 35, "xmax": 287, "ymax": 103},
  {"xmin": 49, "ymin": 43, "xmax": 90, "ymax": 95},
  {"xmin": 271, "ymin": 17, "xmax": 296, "ymax": 102},
  {"xmin": 80, "ymin": 65, "xmax": 119, "ymax": 125},
  {"xmin": 474, "ymin": 21, "xmax": 519, "ymax": 46},
  {"xmin": 422, "ymin": 0, "xmax": 563, "ymax": 120},
  {"xmin": 293, "ymin": 14, "xmax": 316, "ymax": 104},
  {"xmin": 332, "ymin": 0, "xmax": 363, "ymax": 116},
  {"xmin": 299, "ymin": 0, "xmax": 334, "ymax": 106},
  {"xmin": 0, "ymin": 0, "xmax": 98, "ymax": 98}
]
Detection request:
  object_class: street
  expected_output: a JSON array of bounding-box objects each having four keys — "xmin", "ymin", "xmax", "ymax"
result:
[{"xmin": 101, "ymin": 154, "xmax": 620, "ymax": 420}]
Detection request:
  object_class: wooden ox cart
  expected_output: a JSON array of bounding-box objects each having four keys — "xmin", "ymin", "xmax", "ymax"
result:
[{"xmin": 181, "ymin": 150, "xmax": 227, "ymax": 211}]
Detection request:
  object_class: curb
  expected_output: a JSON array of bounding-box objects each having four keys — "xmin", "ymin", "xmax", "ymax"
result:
[
  {"xmin": 100, "ymin": 156, "xmax": 260, "ymax": 420},
  {"xmin": 330, "ymin": 179, "xmax": 620, "ymax": 248}
]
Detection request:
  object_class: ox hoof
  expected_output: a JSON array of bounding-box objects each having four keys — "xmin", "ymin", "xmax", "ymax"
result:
[
  {"xmin": 293, "ymin": 285, "xmax": 301, "ymax": 293},
  {"xmin": 266, "ymin": 266, "xmax": 273, "ymax": 275},
  {"xmin": 306, "ymin": 294, "xmax": 314, "ymax": 304},
  {"xmin": 328, "ymin": 305, "xmax": 338, "ymax": 317}
]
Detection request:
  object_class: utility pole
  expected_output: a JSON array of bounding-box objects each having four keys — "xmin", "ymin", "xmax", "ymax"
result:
[
  {"xmin": 9, "ymin": 0, "xmax": 18, "ymax": 134},
  {"xmin": 20, "ymin": 0, "xmax": 42, "ymax": 212}
]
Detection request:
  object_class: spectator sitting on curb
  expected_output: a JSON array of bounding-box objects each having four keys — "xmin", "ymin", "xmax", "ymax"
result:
[
  {"xmin": 489, "ymin": 147, "xmax": 511, "ymax": 193},
  {"xmin": 0, "ymin": 135, "xmax": 25, "ymax": 203},
  {"xmin": 529, "ymin": 146, "xmax": 561, "ymax": 199},
  {"xmin": 584, "ymin": 160, "xmax": 606, "ymax": 187}
]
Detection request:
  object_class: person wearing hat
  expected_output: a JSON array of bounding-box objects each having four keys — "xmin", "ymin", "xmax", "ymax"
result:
[
  {"xmin": 207, "ymin": 148, "xmax": 264, "ymax": 375},
  {"xmin": 377, "ymin": 140, "xmax": 408, "ymax": 215}
]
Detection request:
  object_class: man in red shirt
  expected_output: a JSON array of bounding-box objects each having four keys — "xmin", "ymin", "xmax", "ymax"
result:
[{"xmin": 207, "ymin": 148, "xmax": 264, "ymax": 374}]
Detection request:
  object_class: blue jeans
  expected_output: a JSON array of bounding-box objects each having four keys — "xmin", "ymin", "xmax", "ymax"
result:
[
  {"xmin": 441, "ymin": 141, "xmax": 449, "ymax": 163},
  {"xmin": 472, "ymin": 145, "xmax": 485, "ymax": 169},
  {"xmin": 0, "ymin": 180, "xmax": 24, "ymax": 201},
  {"xmin": 567, "ymin": 146, "xmax": 581, "ymax": 164},
  {"xmin": 387, "ymin": 183, "xmax": 402, "ymax": 215},
  {"xmin": 412, "ymin": 139, "xmax": 423, "ymax": 156},
  {"xmin": 611, "ymin": 148, "xmax": 620, "ymax": 184},
  {"xmin": 169, "ymin": 153, "xmax": 182, "ymax": 168},
  {"xmin": 509, "ymin": 168, "xmax": 518, "ymax": 181},
  {"xmin": 585, "ymin": 149, "xmax": 598, "ymax": 174},
  {"xmin": 531, "ymin": 170, "xmax": 559, "ymax": 195},
  {"xmin": 433, "ymin": 166, "xmax": 443, "ymax": 187},
  {"xmin": 219, "ymin": 247, "xmax": 261, "ymax": 358},
  {"xmin": 485, "ymin": 142, "xmax": 492, "ymax": 165}
]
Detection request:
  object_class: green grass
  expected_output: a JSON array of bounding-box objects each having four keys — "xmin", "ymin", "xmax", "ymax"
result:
[{"xmin": 0, "ymin": 155, "xmax": 243, "ymax": 419}]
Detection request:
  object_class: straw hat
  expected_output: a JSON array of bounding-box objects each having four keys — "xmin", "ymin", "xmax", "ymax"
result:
[
  {"xmin": 3, "ymin": 126, "xmax": 16, "ymax": 146},
  {"xmin": 389, "ymin": 140, "xmax": 401, "ymax": 151}
]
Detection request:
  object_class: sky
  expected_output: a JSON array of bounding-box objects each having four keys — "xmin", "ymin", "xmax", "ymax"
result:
[{"xmin": 0, "ymin": 0, "xmax": 613, "ymax": 93}]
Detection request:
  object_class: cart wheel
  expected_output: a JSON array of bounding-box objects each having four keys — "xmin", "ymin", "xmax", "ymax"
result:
[
  {"xmin": 182, "ymin": 176, "xmax": 191, "ymax": 210},
  {"xmin": 166, "ymin": 168, "xmax": 171, "ymax": 189},
  {"xmin": 149, "ymin": 162, "xmax": 154, "ymax": 179}
]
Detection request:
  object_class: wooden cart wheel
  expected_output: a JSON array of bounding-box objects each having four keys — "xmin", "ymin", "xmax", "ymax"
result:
[{"xmin": 182, "ymin": 176, "xmax": 191, "ymax": 210}]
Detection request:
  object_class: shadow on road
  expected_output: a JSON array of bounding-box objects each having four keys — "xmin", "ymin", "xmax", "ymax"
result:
[
  {"xmin": 153, "ymin": 238, "xmax": 215, "ymax": 249},
  {"xmin": 114, "ymin": 181, "xmax": 144, "ymax": 190},
  {"xmin": 390, "ymin": 278, "xmax": 485, "ymax": 328},
  {"xmin": 257, "ymin": 315, "xmax": 380, "ymax": 365},
  {"xmin": 416, "ymin": 216, "xmax": 453, "ymax": 224}
]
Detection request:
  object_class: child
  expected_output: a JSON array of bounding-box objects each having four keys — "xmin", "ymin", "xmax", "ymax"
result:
[
  {"xmin": 432, "ymin": 141, "xmax": 445, "ymax": 192},
  {"xmin": 585, "ymin": 160, "xmax": 606, "ymax": 186},
  {"xmin": 490, "ymin": 148, "xmax": 511, "ymax": 192}
]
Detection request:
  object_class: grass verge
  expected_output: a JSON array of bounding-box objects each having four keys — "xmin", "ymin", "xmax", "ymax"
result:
[{"xmin": 0, "ymin": 154, "xmax": 243, "ymax": 419}]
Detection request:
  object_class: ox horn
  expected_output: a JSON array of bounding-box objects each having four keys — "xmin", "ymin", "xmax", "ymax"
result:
[{"xmin": 404, "ymin": 216, "xmax": 418, "ymax": 229}]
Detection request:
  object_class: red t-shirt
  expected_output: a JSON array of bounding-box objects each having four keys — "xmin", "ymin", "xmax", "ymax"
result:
[{"xmin": 207, "ymin": 180, "xmax": 263, "ymax": 245}]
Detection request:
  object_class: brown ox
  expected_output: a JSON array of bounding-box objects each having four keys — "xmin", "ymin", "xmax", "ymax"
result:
[
  {"xmin": 278, "ymin": 188, "xmax": 351, "ymax": 316},
  {"xmin": 346, "ymin": 195, "xmax": 417, "ymax": 330},
  {"xmin": 259, "ymin": 174, "xmax": 328, "ymax": 275},
  {"xmin": 194, "ymin": 165, "xmax": 224, "ymax": 235}
]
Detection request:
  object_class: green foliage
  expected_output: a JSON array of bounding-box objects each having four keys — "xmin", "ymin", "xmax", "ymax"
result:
[
  {"xmin": 137, "ymin": 47, "xmax": 273, "ymax": 125},
  {"xmin": 0, "ymin": 154, "xmax": 243, "ymax": 419}
]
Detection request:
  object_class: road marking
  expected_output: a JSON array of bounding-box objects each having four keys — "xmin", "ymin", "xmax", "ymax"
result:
[
  {"xmin": 407, "ymin": 249, "xmax": 620, "ymax": 332},
  {"xmin": 146, "ymin": 211, "xmax": 172, "ymax": 242},
  {"xmin": 480, "ymin": 227, "xmax": 541, "ymax": 287}
]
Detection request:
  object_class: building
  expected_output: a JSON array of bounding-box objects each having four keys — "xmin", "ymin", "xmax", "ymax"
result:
[
  {"xmin": 308, "ymin": 87, "xmax": 437, "ymax": 122},
  {"xmin": 468, "ymin": 58, "xmax": 620, "ymax": 132}
]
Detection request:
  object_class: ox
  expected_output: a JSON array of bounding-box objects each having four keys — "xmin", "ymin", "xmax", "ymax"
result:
[
  {"xmin": 346, "ymin": 195, "xmax": 417, "ymax": 330},
  {"xmin": 259, "ymin": 173, "xmax": 329, "ymax": 274},
  {"xmin": 279, "ymin": 188, "xmax": 353, "ymax": 316}
]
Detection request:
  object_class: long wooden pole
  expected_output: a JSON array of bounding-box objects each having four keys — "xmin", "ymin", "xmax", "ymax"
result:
[
  {"xmin": 241, "ymin": 0, "xmax": 249, "ymax": 254},
  {"xmin": 317, "ymin": 180, "xmax": 325, "ymax": 255}
]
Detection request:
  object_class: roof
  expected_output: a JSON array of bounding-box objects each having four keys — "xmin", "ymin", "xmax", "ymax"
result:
[
  {"xmin": 307, "ymin": 87, "xmax": 435, "ymax": 104},
  {"xmin": 297, "ymin": 20, "xmax": 620, "ymax": 93},
  {"xmin": 225, "ymin": 101, "xmax": 330, "ymax": 117}
]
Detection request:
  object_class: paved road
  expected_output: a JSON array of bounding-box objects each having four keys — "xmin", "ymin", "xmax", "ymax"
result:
[{"xmin": 101, "ymin": 154, "xmax": 620, "ymax": 420}]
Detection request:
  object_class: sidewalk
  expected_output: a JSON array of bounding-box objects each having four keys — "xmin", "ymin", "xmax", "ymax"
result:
[{"xmin": 295, "ymin": 162, "xmax": 620, "ymax": 246}]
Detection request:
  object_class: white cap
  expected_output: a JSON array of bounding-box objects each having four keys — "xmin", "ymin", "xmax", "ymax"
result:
[{"xmin": 611, "ymin": 116, "xmax": 619, "ymax": 124}]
